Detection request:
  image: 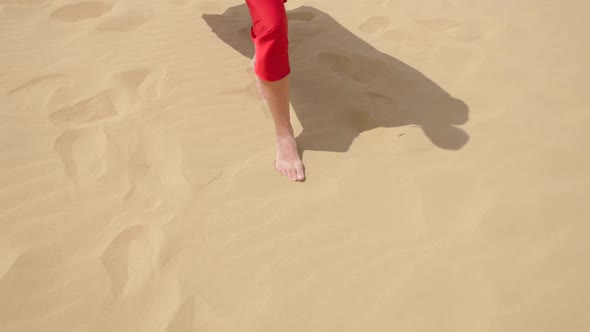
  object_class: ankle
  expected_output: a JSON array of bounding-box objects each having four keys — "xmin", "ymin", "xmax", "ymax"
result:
[{"xmin": 275, "ymin": 124, "xmax": 294, "ymax": 138}]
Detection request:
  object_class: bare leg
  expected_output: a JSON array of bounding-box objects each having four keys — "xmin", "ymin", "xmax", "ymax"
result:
[{"xmin": 253, "ymin": 62, "xmax": 305, "ymax": 181}]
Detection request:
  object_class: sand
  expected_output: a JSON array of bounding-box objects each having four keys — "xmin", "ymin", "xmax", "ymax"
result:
[{"xmin": 1, "ymin": 0, "xmax": 589, "ymax": 331}]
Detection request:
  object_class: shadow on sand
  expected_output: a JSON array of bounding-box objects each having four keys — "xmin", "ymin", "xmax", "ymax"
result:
[{"xmin": 203, "ymin": 5, "xmax": 469, "ymax": 155}]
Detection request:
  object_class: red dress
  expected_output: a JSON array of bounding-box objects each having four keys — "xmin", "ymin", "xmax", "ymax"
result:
[{"xmin": 245, "ymin": 0, "xmax": 290, "ymax": 81}]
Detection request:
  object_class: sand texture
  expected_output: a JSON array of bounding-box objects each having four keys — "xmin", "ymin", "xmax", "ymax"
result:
[{"xmin": 1, "ymin": 0, "xmax": 589, "ymax": 331}]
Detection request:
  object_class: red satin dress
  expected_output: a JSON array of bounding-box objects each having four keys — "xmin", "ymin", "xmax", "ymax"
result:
[{"xmin": 245, "ymin": 0, "xmax": 290, "ymax": 81}]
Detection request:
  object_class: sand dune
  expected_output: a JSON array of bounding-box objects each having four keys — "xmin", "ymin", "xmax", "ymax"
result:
[{"xmin": 1, "ymin": 0, "xmax": 589, "ymax": 331}]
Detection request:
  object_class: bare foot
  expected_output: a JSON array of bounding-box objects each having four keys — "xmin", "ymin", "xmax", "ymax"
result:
[
  {"xmin": 275, "ymin": 131, "xmax": 305, "ymax": 181},
  {"xmin": 251, "ymin": 55, "xmax": 302, "ymax": 181}
]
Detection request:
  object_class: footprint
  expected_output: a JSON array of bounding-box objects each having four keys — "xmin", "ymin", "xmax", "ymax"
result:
[
  {"xmin": 287, "ymin": 11, "xmax": 315, "ymax": 22},
  {"xmin": 111, "ymin": 67, "xmax": 168, "ymax": 101},
  {"xmin": 111, "ymin": 68, "xmax": 150, "ymax": 94},
  {"xmin": 54, "ymin": 125, "xmax": 108, "ymax": 184},
  {"xmin": 165, "ymin": 296, "xmax": 197, "ymax": 332},
  {"xmin": 50, "ymin": 87, "xmax": 138, "ymax": 185},
  {"xmin": 47, "ymin": 67, "xmax": 180, "ymax": 205},
  {"xmin": 124, "ymin": 125, "xmax": 192, "ymax": 211},
  {"xmin": 42, "ymin": 69, "xmax": 186, "ymax": 217},
  {"xmin": 100, "ymin": 225, "xmax": 155, "ymax": 297},
  {"xmin": 46, "ymin": 84, "xmax": 87, "ymax": 112},
  {"xmin": 49, "ymin": 90, "xmax": 123, "ymax": 130},
  {"xmin": 317, "ymin": 52, "xmax": 386, "ymax": 83},
  {"xmin": 358, "ymin": 16, "xmax": 390, "ymax": 34},
  {"xmin": 50, "ymin": 1, "xmax": 112, "ymax": 23},
  {"xmin": 49, "ymin": 89, "xmax": 138, "ymax": 130},
  {"xmin": 95, "ymin": 8, "xmax": 151, "ymax": 32},
  {"xmin": 112, "ymin": 68, "xmax": 168, "ymax": 100},
  {"xmin": 6, "ymin": 74, "xmax": 71, "ymax": 112},
  {"xmin": 136, "ymin": 68, "xmax": 168, "ymax": 100},
  {"xmin": 7, "ymin": 74, "xmax": 67, "ymax": 95}
]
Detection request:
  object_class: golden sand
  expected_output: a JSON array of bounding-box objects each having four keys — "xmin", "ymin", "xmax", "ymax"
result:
[{"xmin": 1, "ymin": 0, "xmax": 589, "ymax": 331}]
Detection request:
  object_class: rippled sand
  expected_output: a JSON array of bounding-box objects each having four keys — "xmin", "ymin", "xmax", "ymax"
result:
[{"xmin": 1, "ymin": 0, "xmax": 589, "ymax": 331}]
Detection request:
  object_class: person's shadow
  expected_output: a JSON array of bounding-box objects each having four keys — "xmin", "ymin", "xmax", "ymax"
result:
[{"xmin": 203, "ymin": 4, "xmax": 469, "ymax": 155}]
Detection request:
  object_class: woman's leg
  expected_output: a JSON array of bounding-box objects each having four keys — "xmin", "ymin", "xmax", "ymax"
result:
[{"xmin": 246, "ymin": 0, "xmax": 305, "ymax": 181}]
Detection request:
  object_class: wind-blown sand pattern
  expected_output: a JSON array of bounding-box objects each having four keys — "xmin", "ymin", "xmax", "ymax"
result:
[{"xmin": 1, "ymin": 0, "xmax": 589, "ymax": 331}]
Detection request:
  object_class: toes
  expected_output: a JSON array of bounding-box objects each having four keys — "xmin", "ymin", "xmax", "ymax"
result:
[
  {"xmin": 295, "ymin": 164, "xmax": 305, "ymax": 181},
  {"xmin": 274, "ymin": 161, "xmax": 305, "ymax": 182},
  {"xmin": 287, "ymin": 169, "xmax": 296, "ymax": 181}
]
